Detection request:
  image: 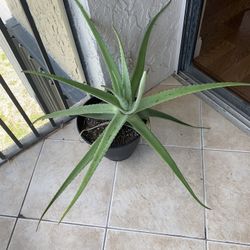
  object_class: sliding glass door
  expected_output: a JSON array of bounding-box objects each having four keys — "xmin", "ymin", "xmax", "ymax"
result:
[
  {"xmin": 193, "ymin": 0, "xmax": 250, "ymax": 103},
  {"xmin": 179, "ymin": 0, "xmax": 250, "ymax": 127}
]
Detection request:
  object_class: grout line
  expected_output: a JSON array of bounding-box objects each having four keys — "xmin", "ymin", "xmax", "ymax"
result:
[
  {"xmin": 102, "ymin": 161, "xmax": 118, "ymax": 250},
  {"xmin": 9, "ymin": 215, "xmax": 250, "ymax": 247},
  {"xmin": 44, "ymin": 137, "xmax": 239, "ymax": 153},
  {"xmin": 6, "ymin": 140, "xmax": 45, "ymax": 250},
  {"xmin": 16, "ymin": 216, "xmax": 105, "ymax": 230},
  {"xmin": 206, "ymin": 239, "xmax": 250, "ymax": 247},
  {"xmin": 106, "ymin": 162, "xmax": 118, "ymax": 228},
  {"xmin": 0, "ymin": 214, "xmax": 17, "ymax": 219},
  {"xmin": 139, "ymin": 142, "xmax": 201, "ymax": 151},
  {"xmin": 108, "ymin": 226, "xmax": 250, "ymax": 247},
  {"xmin": 107, "ymin": 226, "xmax": 205, "ymax": 242},
  {"xmin": 45, "ymin": 138, "xmax": 82, "ymax": 143},
  {"xmin": 203, "ymin": 147, "xmax": 250, "ymax": 154},
  {"xmin": 200, "ymin": 101, "xmax": 208, "ymax": 250},
  {"xmin": 46, "ymin": 220, "xmax": 104, "ymax": 230}
]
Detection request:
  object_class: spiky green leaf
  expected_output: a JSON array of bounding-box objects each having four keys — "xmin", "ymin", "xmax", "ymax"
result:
[
  {"xmin": 128, "ymin": 115, "xmax": 209, "ymax": 209},
  {"xmin": 36, "ymin": 134, "xmax": 103, "ymax": 230},
  {"xmin": 131, "ymin": 0, "xmax": 171, "ymax": 97},
  {"xmin": 59, "ymin": 112, "xmax": 128, "ymax": 222},
  {"xmin": 140, "ymin": 108, "xmax": 206, "ymax": 129},
  {"xmin": 125, "ymin": 71, "xmax": 147, "ymax": 114},
  {"xmin": 113, "ymin": 27, "xmax": 132, "ymax": 104},
  {"xmin": 33, "ymin": 103, "xmax": 116, "ymax": 123},
  {"xmin": 102, "ymin": 85, "xmax": 129, "ymax": 110},
  {"xmin": 137, "ymin": 82, "xmax": 250, "ymax": 112},
  {"xmin": 24, "ymin": 71, "xmax": 120, "ymax": 108},
  {"xmin": 74, "ymin": 0, "xmax": 122, "ymax": 95}
]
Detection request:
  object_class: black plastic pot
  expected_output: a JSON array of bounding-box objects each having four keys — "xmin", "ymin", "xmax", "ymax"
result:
[{"xmin": 76, "ymin": 97, "xmax": 140, "ymax": 161}]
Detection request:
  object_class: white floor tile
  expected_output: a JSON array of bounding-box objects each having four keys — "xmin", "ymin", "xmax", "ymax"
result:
[
  {"xmin": 0, "ymin": 216, "xmax": 15, "ymax": 250},
  {"xmin": 109, "ymin": 145, "xmax": 205, "ymax": 238},
  {"xmin": 148, "ymin": 85, "xmax": 201, "ymax": 148},
  {"xmin": 207, "ymin": 241, "xmax": 250, "ymax": 250},
  {"xmin": 21, "ymin": 140, "xmax": 116, "ymax": 226},
  {"xmin": 202, "ymin": 103, "xmax": 250, "ymax": 151},
  {"xmin": 0, "ymin": 142, "xmax": 42, "ymax": 216},
  {"xmin": 48, "ymin": 119, "xmax": 80, "ymax": 141},
  {"xmin": 105, "ymin": 229, "xmax": 205, "ymax": 250},
  {"xmin": 9, "ymin": 219, "xmax": 104, "ymax": 250},
  {"xmin": 205, "ymin": 150, "xmax": 250, "ymax": 244}
]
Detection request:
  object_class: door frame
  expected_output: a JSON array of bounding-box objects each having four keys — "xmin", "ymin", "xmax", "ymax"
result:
[{"xmin": 178, "ymin": 0, "xmax": 250, "ymax": 132}]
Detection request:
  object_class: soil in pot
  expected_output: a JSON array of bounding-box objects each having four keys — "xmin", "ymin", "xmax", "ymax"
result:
[{"xmin": 78, "ymin": 117, "xmax": 140, "ymax": 147}]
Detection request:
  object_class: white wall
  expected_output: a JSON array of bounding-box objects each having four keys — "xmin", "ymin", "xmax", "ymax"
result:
[{"xmin": 66, "ymin": 0, "xmax": 106, "ymax": 89}]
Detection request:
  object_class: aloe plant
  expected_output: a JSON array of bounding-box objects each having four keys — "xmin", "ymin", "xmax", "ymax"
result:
[{"xmin": 25, "ymin": 0, "xmax": 249, "ymax": 225}]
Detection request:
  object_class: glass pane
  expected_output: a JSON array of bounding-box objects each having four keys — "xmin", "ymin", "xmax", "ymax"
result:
[{"xmin": 193, "ymin": 0, "xmax": 250, "ymax": 102}]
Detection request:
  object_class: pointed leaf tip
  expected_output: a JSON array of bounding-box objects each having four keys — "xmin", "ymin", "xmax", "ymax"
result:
[
  {"xmin": 128, "ymin": 115, "xmax": 210, "ymax": 209},
  {"xmin": 131, "ymin": 0, "xmax": 172, "ymax": 97}
]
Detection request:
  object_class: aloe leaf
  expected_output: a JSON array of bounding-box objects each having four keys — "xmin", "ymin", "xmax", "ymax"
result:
[
  {"xmin": 59, "ymin": 112, "xmax": 128, "ymax": 222},
  {"xmin": 131, "ymin": 0, "xmax": 171, "ymax": 97},
  {"xmin": 102, "ymin": 85, "xmax": 129, "ymax": 110},
  {"xmin": 137, "ymin": 82, "xmax": 250, "ymax": 112},
  {"xmin": 33, "ymin": 103, "xmax": 116, "ymax": 123},
  {"xmin": 140, "ymin": 108, "xmax": 207, "ymax": 129},
  {"xmin": 128, "ymin": 115, "xmax": 209, "ymax": 209},
  {"xmin": 24, "ymin": 71, "xmax": 121, "ymax": 108},
  {"xmin": 74, "ymin": 0, "xmax": 122, "ymax": 95},
  {"xmin": 36, "ymin": 134, "xmax": 103, "ymax": 230},
  {"xmin": 112, "ymin": 27, "xmax": 132, "ymax": 104},
  {"xmin": 126, "ymin": 71, "xmax": 147, "ymax": 114}
]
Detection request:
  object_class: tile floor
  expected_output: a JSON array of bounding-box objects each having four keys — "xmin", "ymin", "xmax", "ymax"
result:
[{"xmin": 0, "ymin": 76, "xmax": 249, "ymax": 250}]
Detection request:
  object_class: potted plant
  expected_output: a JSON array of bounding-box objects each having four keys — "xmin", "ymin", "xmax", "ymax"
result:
[
  {"xmin": 76, "ymin": 97, "xmax": 142, "ymax": 161},
  {"xmin": 25, "ymin": 0, "xmax": 249, "ymax": 226}
]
